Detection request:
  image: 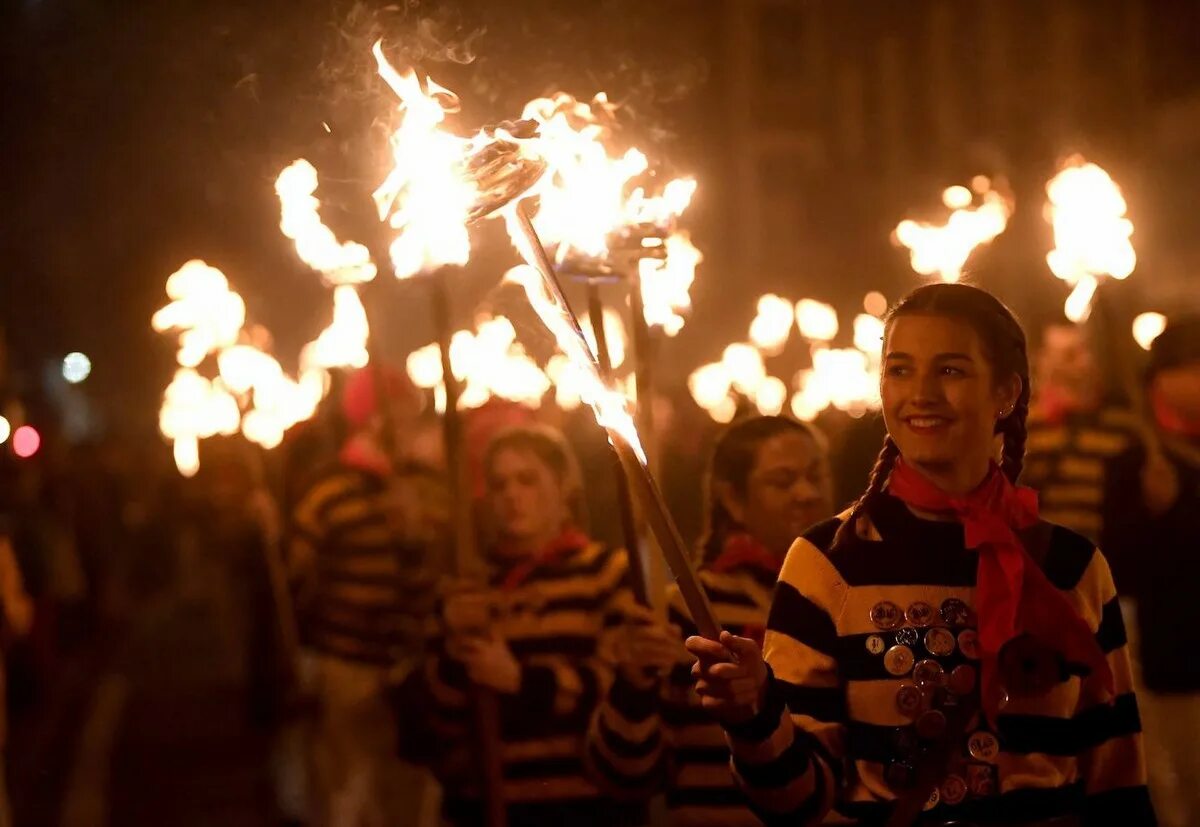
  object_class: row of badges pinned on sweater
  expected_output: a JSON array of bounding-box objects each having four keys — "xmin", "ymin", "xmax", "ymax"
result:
[{"xmin": 870, "ymin": 598, "xmax": 974, "ymax": 631}]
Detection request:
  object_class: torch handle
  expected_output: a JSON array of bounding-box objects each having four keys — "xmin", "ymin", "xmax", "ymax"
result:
[
  {"xmin": 512, "ymin": 201, "xmax": 719, "ymax": 639},
  {"xmin": 587, "ymin": 282, "xmax": 651, "ymax": 608},
  {"xmin": 611, "ymin": 435, "xmax": 721, "ymax": 640}
]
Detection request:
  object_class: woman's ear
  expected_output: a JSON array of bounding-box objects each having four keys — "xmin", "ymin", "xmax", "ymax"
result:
[
  {"xmin": 714, "ymin": 479, "xmax": 747, "ymax": 525},
  {"xmin": 997, "ymin": 374, "xmax": 1023, "ymax": 419}
]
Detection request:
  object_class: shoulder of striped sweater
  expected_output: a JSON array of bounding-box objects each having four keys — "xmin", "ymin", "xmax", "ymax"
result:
[
  {"xmin": 1036, "ymin": 520, "xmax": 1104, "ymax": 591},
  {"xmin": 777, "ymin": 518, "xmax": 850, "ymax": 615}
]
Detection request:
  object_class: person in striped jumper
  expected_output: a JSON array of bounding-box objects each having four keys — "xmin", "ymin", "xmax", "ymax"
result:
[
  {"xmin": 413, "ymin": 424, "xmax": 643, "ymax": 827},
  {"xmin": 687, "ymin": 283, "xmax": 1155, "ymax": 827},
  {"xmin": 586, "ymin": 415, "xmax": 833, "ymax": 825},
  {"xmin": 289, "ymin": 366, "xmax": 448, "ymax": 827}
]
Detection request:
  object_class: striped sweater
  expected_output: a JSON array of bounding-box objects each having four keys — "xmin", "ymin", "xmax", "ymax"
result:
[
  {"xmin": 725, "ymin": 493, "xmax": 1154, "ymax": 826},
  {"xmin": 1023, "ymin": 405, "xmax": 1142, "ymax": 547},
  {"xmin": 587, "ymin": 564, "xmax": 776, "ymax": 826},
  {"xmin": 288, "ymin": 462, "xmax": 445, "ymax": 665},
  {"xmin": 420, "ymin": 541, "xmax": 643, "ymax": 824}
]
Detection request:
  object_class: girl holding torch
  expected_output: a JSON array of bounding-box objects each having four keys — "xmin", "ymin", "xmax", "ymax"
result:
[
  {"xmin": 686, "ymin": 284, "xmax": 1154, "ymax": 827},
  {"xmin": 412, "ymin": 424, "xmax": 642, "ymax": 827},
  {"xmin": 586, "ymin": 415, "xmax": 833, "ymax": 825}
]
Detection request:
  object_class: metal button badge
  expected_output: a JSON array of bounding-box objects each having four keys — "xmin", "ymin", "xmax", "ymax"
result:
[
  {"xmin": 966, "ymin": 731, "xmax": 1000, "ymax": 763},
  {"xmin": 884, "ymin": 760, "xmax": 917, "ymax": 790},
  {"xmin": 865, "ymin": 634, "xmax": 886, "ymax": 655},
  {"xmin": 884, "ymin": 644, "xmax": 916, "ymax": 676},
  {"xmin": 940, "ymin": 598, "xmax": 973, "ymax": 627},
  {"xmin": 967, "ymin": 763, "xmax": 997, "ymax": 796},
  {"xmin": 940, "ymin": 774, "xmax": 968, "ymax": 806},
  {"xmin": 895, "ymin": 682, "xmax": 922, "ymax": 717},
  {"xmin": 915, "ymin": 709, "xmax": 948, "ymax": 740},
  {"xmin": 895, "ymin": 627, "xmax": 920, "ymax": 647},
  {"xmin": 948, "ymin": 664, "xmax": 977, "ymax": 696},
  {"xmin": 906, "ymin": 601, "xmax": 935, "ymax": 628},
  {"xmin": 871, "ymin": 601, "xmax": 902, "ymax": 630},
  {"xmin": 913, "ymin": 658, "xmax": 946, "ymax": 689},
  {"xmin": 957, "ymin": 628, "xmax": 980, "ymax": 660},
  {"xmin": 924, "ymin": 627, "xmax": 956, "ymax": 657},
  {"xmin": 923, "ymin": 786, "xmax": 940, "ymax": 811}
]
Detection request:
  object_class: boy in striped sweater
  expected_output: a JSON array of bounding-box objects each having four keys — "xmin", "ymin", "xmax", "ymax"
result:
[
  {"xmin": 586, "ymin": 416, "xmax": 832, "ymax": 825},
  {"xmin": 688, "ymin": 284, "xmax": 1154, "ymax": 826},
  {"xmin": 413, "ymin": 425, "xmax": 642, "ymax": 827}
]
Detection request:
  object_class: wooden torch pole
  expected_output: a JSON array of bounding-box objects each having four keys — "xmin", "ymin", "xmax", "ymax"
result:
[
  {"xmin": 512, "ymin": 204, "xmax": 720, "ymax": 639},
  {"xmin": 429, "ymin": 272, "xmax": 508, "ymax": 827}
]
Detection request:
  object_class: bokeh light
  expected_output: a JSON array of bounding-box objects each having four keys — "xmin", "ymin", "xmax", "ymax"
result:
[
  {"xmin": 13, "ymin": 425, "xmax": 40, "ymax": 458},
  {"xmin": 0, "ymin": 417, "xmax": 9, "ymax": 445},
  {"xmin": 62, "ymin": 352, "xmax": 92, "ymax": 384}
]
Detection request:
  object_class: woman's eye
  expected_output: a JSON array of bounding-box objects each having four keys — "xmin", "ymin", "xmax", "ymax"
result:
[
  {"xmin": 941, "ymin": 365, "xmax": 965, "ymax": 376},
  {"xmin": 885, "ymin": 365, "xmax": 909, "ymax": 377}
]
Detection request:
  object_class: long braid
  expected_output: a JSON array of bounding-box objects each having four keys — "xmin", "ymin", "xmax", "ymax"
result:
[
  {"xmin": 999, "ymin": 391, "xmax": 1030, "ymax": 483},
  {"xmin": 833, "ymin": 437, "xmax": 899, "ymax": 549}
]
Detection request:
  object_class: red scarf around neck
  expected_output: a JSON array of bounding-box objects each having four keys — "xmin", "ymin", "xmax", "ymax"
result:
[
  {"xmin": 709, "ymin": 532, "xmax": 784, "ymax": 576},
  {"xmin": 497, "ymin": 527, "xmax": 590, "ymax": 592},
  {"xmin": 887, "ymin": 458, "xmax": 1114, "ymax": 721}
]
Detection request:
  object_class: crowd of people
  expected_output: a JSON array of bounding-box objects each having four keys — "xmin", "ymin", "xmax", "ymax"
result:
[{"xmin": 2, "ymin": 281, "xmax": 1198, "ymax": 827}]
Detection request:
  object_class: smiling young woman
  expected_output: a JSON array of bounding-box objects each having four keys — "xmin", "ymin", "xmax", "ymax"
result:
[{"xmin": 685, "ymin": 284, "xmax": 1154, "ymax": 827}]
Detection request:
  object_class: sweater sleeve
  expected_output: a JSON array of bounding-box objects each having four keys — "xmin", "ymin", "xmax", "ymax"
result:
[
  {"xmin": 1070, "ymin": 547, "xmax": 1157, "ymax": 826},
  {"xmin": 725, "ymin": 537, "xmax": 846, "ymax": 826}
]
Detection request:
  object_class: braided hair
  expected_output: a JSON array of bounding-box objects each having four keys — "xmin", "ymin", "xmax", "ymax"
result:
[
  {"xmin": 699, "ymin": 415, "xmax": 827, "ymax": 565},
  {"xmin": 833, "ymin": 283, "xmax": 1031, "ymax": 548}
]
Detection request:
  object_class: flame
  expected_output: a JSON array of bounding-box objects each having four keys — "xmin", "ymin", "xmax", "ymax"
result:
[
  {"xmin": 1132, "ymin": 312, "xmax": 1167, "ymax": 351},
  {"xmin": 151, "ymin": 260, "xmax": 246, "ymax": 367},
  {"xmin": 790, "ymin": 348, "xmax": 880, "ymax": 422},
  {"xmin": 688, "ymin": 362, "xmax": 733, "ymax": 412},
  {"xmin": 749, "ymin": 293, "xmax": 795, "ymax": 355},
  {"xmin": 275, "ymin": 159, "xmax": 377, "ymax": 286},
  {"xmin": 503, "ymin": 259, "xmax": 644, "ymax": 461},
  {"xmin": 515, "ymin": 92, "xmax": 701, "ymax": 336},
  {"xmin": 795, "ymin": 299, "xmax": 840, "ymax": 342},
  {"xmin": 853, "ymin": 313, "xmax": 886, "ymax": 356},
  {"xmin": 301, "ymin": 285, "xmax": 370, "ymax": 371},
  {"xmin": 894, "ymin": 177, "xmax": 1013, "ymax": 282},
  {"xmin": 371, "ymin": 41, "xmax": 480, "ymax": 279},
  {"xmin": 405, "ymin": 314, "xmax": 552, "ymax": 412},
  {"xmin": 1045, "ymin": 157, "xmax": 1136, "ymax": 322}
]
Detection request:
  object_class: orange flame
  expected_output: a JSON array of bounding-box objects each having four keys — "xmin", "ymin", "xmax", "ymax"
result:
[{"xmin": 894, "ymin": 177, "xmax": 1013, "ymax": 282}]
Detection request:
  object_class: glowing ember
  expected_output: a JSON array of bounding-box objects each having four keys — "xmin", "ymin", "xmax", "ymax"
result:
[
  {"xmin": 1132, "ymin": 312, "xmax": 1167, "ymax": 351},
  {"xmin": 795, "ymin": 299, "xmax": 840, "ymax": 342},
  {"xmin": 894, "ymin": 177, "xmax": 1013, "ymax": 282},
  {"xmin": 275, "ymin": 159, "xmax": 377, "ymax": 286},
  {"xmin": 1045, "ymin": 157, "xmax": 1136, "ymax": 323},
  {"xmin": 151, "ymin": 260, "xmax": 246, "ymax": 368},
  {"xmin": 749, "ymin": 293, "xmax": 795, "ymax": 355}
]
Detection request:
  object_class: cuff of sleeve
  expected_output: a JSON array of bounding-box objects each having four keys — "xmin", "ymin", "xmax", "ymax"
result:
[
  {"xmin": 609, "ymin": 672, "xmax": 661, "ymax": 722},
  {"xmin": 724, "ymin": 666, "xmax": 786, "ymax": 743},
  {"xmin": 517, "ymin": 663, "xmax": 559, "ymax": 709}
]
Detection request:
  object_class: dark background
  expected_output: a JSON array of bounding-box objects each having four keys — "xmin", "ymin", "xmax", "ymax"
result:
[{"xmin": 2, "ymin": 0, "xmax": 1199, "ymax": 446}]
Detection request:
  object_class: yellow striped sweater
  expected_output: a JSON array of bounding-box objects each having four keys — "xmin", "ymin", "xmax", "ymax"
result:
[
  {"xmin": 725, "ymin": 493, "xmax": 1153, "ymax": 826},
  {"xmin": 419, "ymin": 540, "xmax": 644, "ymax": 825},
  {"xmin": 1022, "ymin": 406, "xmax": 1142, "ymax": 547},
  {"xmin": 289, "ymin": 463, "xmax": 445, "ymax": 665},
  {"xmin": 587, "ymin": 564, "xmax": 776, "ymax": 826}
]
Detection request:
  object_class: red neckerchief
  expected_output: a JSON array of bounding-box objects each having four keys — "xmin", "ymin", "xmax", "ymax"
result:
[
  {"xmin": 338, "ymin": 435, "xmax": 392, "ymax": 478},
  {"xmin": 1154, "ymin": 386, "xmax": 1200, "ymax": 438},
  {"xmin": 497, "ymin": 528, "xmax": 591, "ymax": 592},
  {"xmin": 887, "ymin": 459, "xmax": 1114, "ymax": 722},
  {"xmin": 709, "ymin": 532, "xmax": 784, "ymax": 576}
]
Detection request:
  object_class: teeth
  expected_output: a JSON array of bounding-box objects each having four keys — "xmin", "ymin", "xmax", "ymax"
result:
[{"xmin": 909, "ymin": 418, "xmax": 945, "ymax": 427}]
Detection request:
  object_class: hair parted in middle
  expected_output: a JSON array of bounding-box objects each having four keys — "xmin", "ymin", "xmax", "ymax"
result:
[
  {"xmin": 832, "ymin": 282, "xmax": 1031, "ymax": 549},
  {"xmin": 483, "ymin": 423, "xmax": 588, "ymax": 529}
]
